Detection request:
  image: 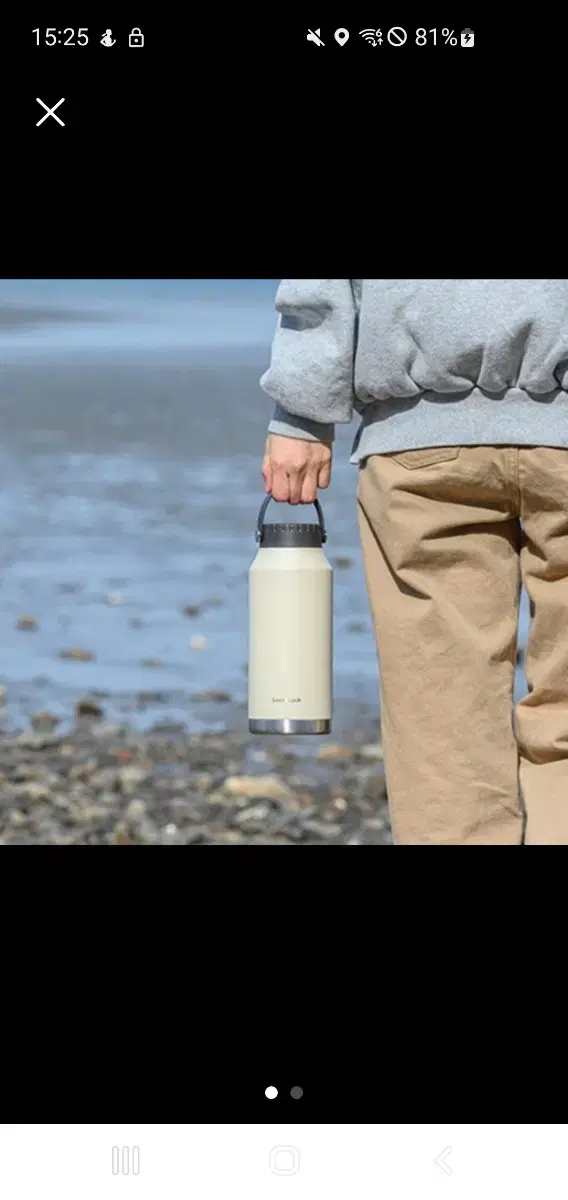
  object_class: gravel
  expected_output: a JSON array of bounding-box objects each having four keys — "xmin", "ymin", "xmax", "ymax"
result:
[{"xmin": 0, "ymin": 712, "xmax": 390, "ymax": 846}]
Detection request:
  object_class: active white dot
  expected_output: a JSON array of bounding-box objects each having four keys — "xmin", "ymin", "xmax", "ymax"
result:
[{"xmin": 265, "ymin": 1086, "xmax": 278, "ymax": 1099}]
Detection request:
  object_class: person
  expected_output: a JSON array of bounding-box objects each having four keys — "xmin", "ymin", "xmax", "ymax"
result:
[{"xmin": 260, "ymin": 279, "xmax": 568, "ymax": 846}]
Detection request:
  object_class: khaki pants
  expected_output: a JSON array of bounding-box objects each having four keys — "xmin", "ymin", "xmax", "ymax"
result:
[{"xmin": 357, "ymin": 445, "xmax": 568, "ymax": 845}]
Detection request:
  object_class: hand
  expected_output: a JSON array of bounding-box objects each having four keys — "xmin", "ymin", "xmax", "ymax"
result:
[{"xmin": 262, "ymin": 434, "xmax": 333, "ymax": 504}]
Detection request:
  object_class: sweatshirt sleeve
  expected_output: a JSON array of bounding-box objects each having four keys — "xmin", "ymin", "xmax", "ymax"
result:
[{"xmin": 260, "ymin": 279, "xmax": 358, "ymax": 443}]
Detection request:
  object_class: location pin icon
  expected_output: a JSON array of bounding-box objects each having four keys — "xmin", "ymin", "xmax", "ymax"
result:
[{"xmin": 334, "ymin": 28, "xmax": 349, "ymax": 44}]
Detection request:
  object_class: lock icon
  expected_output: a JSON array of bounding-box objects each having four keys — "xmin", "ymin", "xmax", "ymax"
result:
[{"xmin": 129, "ymin": 27, "xmax": 144, "ymax": 47}]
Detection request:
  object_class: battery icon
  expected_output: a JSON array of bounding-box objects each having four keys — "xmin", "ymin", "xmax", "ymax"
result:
[{"xmin": 461, "ymin": 28, "xmax": 474, "ymax": 46}]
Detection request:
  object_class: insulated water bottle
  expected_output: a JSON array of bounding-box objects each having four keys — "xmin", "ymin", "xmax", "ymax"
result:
[{"xmin": 248, "ymin": 493, "xmax": 333, "ymax": 734}]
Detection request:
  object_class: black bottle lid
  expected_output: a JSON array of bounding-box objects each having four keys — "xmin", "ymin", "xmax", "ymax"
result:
[
  {"xmin": 260, "ymin": 523, "xmax": 323, "ymax": 548},
  {"xmin": 255, "ymin": 494, "xmax": 327, "ymax": 546}
]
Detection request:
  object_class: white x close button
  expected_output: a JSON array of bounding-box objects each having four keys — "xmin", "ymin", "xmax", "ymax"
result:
[{"xmin": 36, "ymin": 98, "xmax": 65, "ymax": 126}]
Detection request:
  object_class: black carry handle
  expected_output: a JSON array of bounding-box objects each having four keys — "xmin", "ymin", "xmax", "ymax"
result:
[{"xmin": 256, "ymin": 492, "xmax": 327, "ymax": 544}]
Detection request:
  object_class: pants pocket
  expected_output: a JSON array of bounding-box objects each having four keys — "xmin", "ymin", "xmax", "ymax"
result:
[{"xmin": 387, "ymin": 446, "xmax": 462, "ymax": 470}]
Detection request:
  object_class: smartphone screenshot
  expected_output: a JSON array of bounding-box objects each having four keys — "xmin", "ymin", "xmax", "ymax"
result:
[{"xmin": 3, "ymin": 20, "xmax": 565, "ymax": 847}]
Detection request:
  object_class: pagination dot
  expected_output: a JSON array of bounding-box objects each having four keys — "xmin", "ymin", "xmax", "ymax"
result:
[
  {"xmin": 265, "ymin": 1086, "xmax": 278, "ymax": 1099},
  {"xmin": 290, "ymin": 1086, "xmax": 303, "ymax": 1099}
]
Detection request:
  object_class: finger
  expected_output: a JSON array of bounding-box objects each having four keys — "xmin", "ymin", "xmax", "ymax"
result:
[
  {"xmin": 301, "ymin": 467, "xmax": 319, "ymax": 505},
  {"xmin": 271, "ymin": 466, "xmax": 290, "ymax": 503},
  {"xmin": 262, "ymin": 457, "xmax": 272, "ymax": 493},
  {"xmin": 287, "ymin": 471, "xmax": 303, "ymax": 506},
  {"xmin": 317, "ymin": 460, "xmax": 332, "ymax": 489}
]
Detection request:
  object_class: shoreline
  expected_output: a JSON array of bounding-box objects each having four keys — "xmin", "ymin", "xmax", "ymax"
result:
[{"xmin": 0, "ymin": 698, "xmax": 389, "ymax": 846}]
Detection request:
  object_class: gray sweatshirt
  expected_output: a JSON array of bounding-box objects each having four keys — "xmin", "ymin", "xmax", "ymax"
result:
[{"xmin": 260, "ymin": 280, "xmax": 568, "ymax": 463}]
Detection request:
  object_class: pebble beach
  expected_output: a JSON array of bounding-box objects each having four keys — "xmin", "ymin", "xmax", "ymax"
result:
[{"xmin": 0, "ymin": 700, "xmax": 390, "ymax": 846}]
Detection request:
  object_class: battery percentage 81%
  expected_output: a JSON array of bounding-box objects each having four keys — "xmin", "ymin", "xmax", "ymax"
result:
[{"xmin": 415, "ymin": 28, "xmax": 458, "ymax": 44}]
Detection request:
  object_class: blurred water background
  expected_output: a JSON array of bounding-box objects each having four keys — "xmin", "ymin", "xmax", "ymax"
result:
[{"xmin": 0, "ymin": 279, "xmax": 529, "ymax": 736}]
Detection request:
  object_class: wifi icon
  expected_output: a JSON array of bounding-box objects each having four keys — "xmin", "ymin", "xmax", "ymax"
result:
[{"xmin": 359, "ymin": 28, "xmax": 382, "ymax": 45}]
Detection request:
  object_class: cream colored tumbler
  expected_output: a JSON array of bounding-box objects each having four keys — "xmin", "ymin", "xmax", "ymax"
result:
[{"xmin": 248, "ymin": 493, "xmax": 333, "ymax": 735}]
